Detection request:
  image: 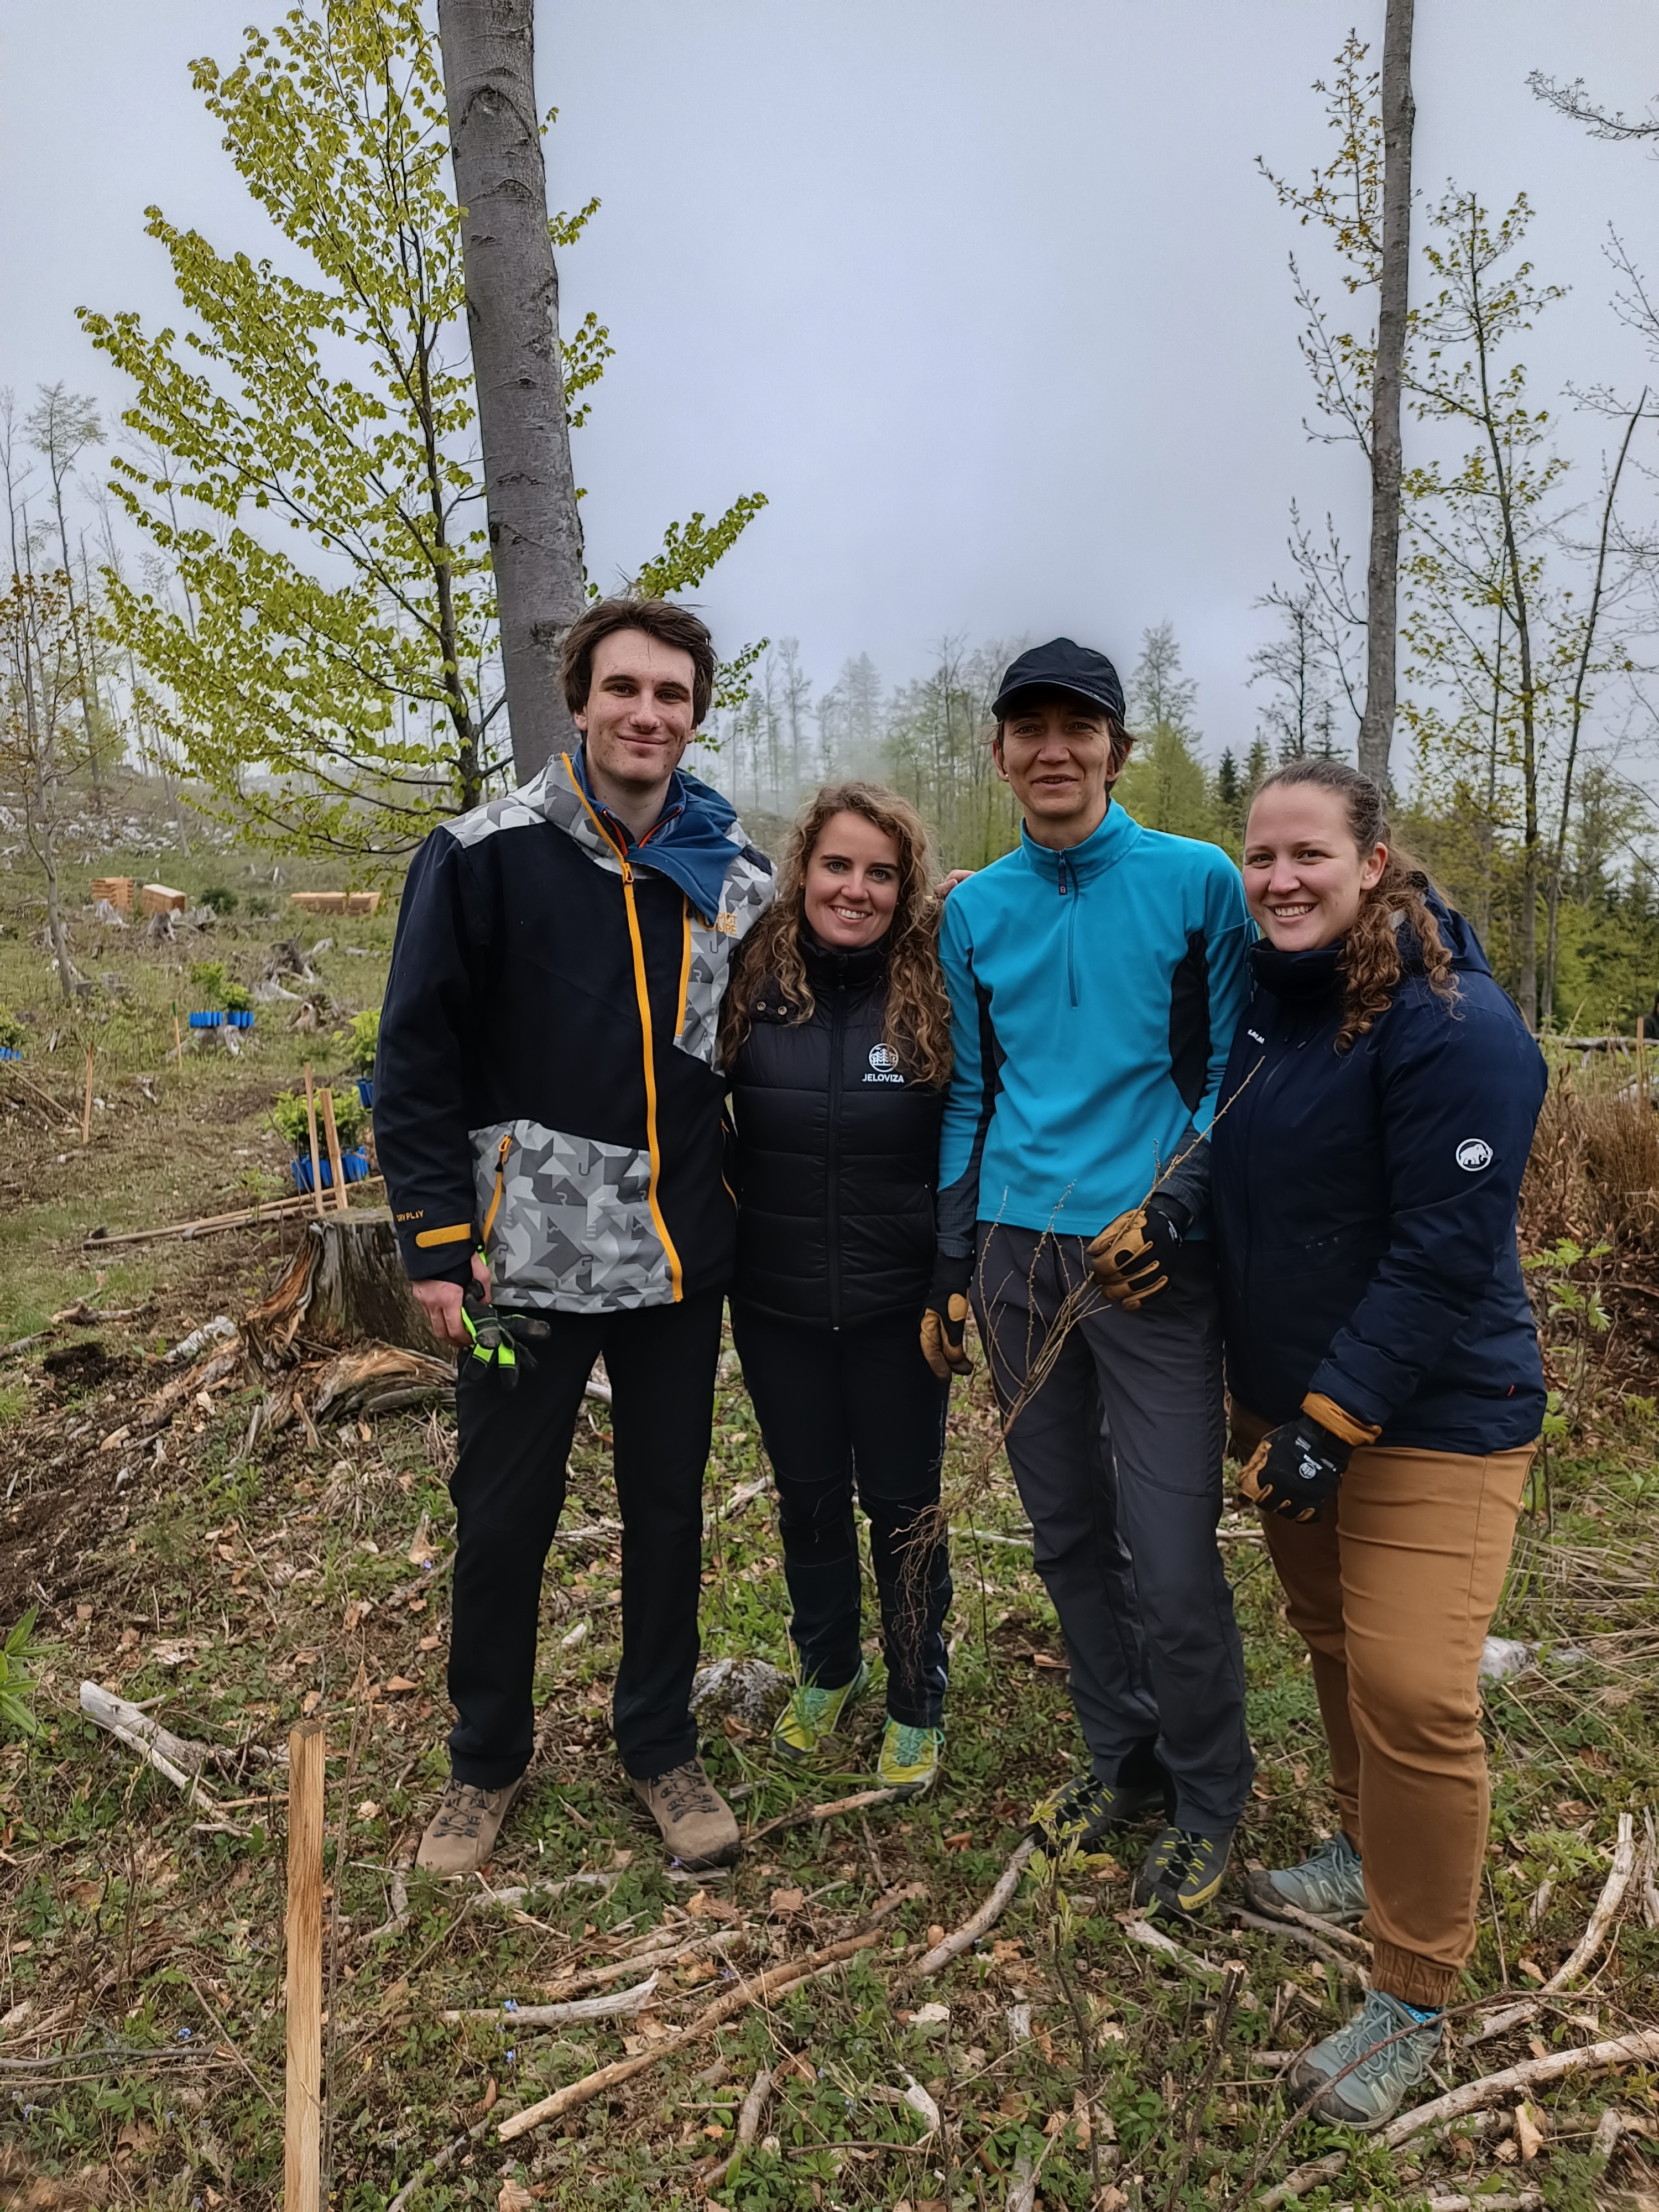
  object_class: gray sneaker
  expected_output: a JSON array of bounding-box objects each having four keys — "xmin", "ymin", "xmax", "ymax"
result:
[
  {"xmin": 1290, "ymin": 1989, "xmax": 1442, "ymax": 2129},
  {"xmin": 1251, "ymin": 1832, "xmax": 1367, "ymax": 1925}
]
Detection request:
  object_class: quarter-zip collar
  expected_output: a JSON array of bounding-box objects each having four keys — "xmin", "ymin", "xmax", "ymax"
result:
[
  {"xmin": 1019, "ymin": 797, "xmax": 1140, "ymax": 890},
  {"xmin": 801, "ymin": 931, "xmax": 888, "ymax": 997}
]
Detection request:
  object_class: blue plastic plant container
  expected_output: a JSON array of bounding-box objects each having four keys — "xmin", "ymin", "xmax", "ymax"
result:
[
  {"xmin": 187, "ymin": 1010, "xmax": 223, "ymax": 1029},
  {"xmin": 290, "ymin": 1146, "xmax": 371, "ymax": 1194},
  {"xmin": 0, "ymin": 1046, "xmax": 20, "ymax": 1062},
  {"xmin": 227, "ymin": 1009, "xmax": 254, "ymax": 1030},
  {"xmin": 357, "ymin": 1078, "xmax": 374, "ymax": 1109}
]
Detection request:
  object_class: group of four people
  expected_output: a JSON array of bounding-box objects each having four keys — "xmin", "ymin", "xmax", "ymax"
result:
[{"xmin": 374, "ymin": 596, "xmax": 1547, "ymax": 2129}]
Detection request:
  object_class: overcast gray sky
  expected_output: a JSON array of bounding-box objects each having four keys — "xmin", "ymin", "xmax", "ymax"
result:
[{"xmin": 2, "ymin": 1, "xmax": 1656, "ymax": 761}]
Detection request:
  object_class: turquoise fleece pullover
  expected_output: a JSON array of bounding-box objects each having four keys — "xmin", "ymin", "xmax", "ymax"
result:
[{"xmin": 936, "ymin": 802, "xmax": 1250, "ymax": 1253}]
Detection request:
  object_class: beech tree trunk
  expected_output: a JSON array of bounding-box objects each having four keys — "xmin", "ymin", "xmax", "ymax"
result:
[
  {"xmin": 1357, "ymin": 0, "xmax": 1415, "ymax": 791},
  {"xmin": 438, "ymin": 0, "xmax": 587, "ymax": 786}
]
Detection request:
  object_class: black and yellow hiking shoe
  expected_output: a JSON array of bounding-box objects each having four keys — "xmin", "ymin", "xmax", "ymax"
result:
[
  {"xmin": 1134, "ymin": 1825, "xmax": 1233, "ymax": 1917},
  {"xmin": 1029, "ymin": 1772, "xmax": 1170, "ymax": 1850}
]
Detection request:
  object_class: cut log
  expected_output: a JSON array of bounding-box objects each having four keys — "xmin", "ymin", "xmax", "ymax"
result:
[{"xmin": 243, "ymin": 1211, "xmax": 445, "ymax": 1370}]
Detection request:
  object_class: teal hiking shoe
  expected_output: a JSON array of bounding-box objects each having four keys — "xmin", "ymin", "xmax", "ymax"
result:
[
  {"xmin": 877, "ymin": 1719, "xmax": 944, "ymax": 1796},
  {"xmin": 771, "ymin": 1658, "xmax": 871, "ymax": 1763},
  {"xmin": 1134, "ymin": 1825, "xmax": 1234, "ymax": 1917},
  {"xmin": 1290, "ymin": 1988, "xmax": 1443, "ymax": 2129},
  {"xmin": 1029, "ymin": 1770, "xmax": 1170, "ymax": 1849},
  {"xmin": 1250, "ymin": 1832, "xmax": 1368, "ymax": 1926}
]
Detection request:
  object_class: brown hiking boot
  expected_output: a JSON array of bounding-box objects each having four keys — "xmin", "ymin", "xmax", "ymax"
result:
[
  {"xmin": 415, "ymin": 1775, "xmax": 524, "ymax": 1877},
  {"xmin": 632, "ymin": 1758, "xmax": 741, "ymax": 1869}
]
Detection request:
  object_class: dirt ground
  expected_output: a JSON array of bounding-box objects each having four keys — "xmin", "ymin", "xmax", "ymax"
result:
[{"xmin": 0, "ymin": 802, "xmax": 1656, "ymax": 2211}]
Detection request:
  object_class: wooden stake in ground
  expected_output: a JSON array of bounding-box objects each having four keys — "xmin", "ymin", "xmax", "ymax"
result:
[
  {"xmin": 318, "ymin": 1087, "xmax": 349, "ymax": 1216},
  {"xmin": 172, "ymin": 1001, "xmax": 182, "ymax": 1065},
  {"xmin": 81, "ymin": 1043, "xmax": 94, "ymax": 1146},
  {"xmin": 302, "ymin": 1064, "xmax": 325, "ymax": 1218},
  {"xmin": 285, "ymin": 1718, "xmax": 326, "ymax": 2212}
]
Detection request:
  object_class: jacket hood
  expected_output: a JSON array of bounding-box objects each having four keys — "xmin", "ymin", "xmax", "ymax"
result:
[{"xmin": 1250, "ymin": 888, "xmax": 1492, "ymax": 1004}]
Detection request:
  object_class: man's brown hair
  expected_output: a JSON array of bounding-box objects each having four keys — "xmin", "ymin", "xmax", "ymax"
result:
[{"xmin": 560, "ymin": 597, "xmax": 718, "ymax": 727}]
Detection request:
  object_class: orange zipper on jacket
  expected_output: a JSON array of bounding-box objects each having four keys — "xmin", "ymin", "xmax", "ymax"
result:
[{"xmin": 566, "ymin": 757, "xmax": 686, "ymax": 1302}]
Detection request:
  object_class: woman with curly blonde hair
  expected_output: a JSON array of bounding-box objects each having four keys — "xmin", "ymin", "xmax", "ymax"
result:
[
  {"xmin": 721, "ymin": 782, "xmax": 958, "ymax": 1796},
  {"xmin": 1211, "ymin": 757, "xmax": 1547, "ymax": 2128}
]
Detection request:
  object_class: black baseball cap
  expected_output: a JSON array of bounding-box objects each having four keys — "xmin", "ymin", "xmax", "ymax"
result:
[{"xmin": 992, "ymin": 638, "xmax": 1126, "ymax": 726}]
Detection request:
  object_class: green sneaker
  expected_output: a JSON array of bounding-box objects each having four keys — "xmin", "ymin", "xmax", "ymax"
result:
[
  {"xmin": 1250, "ymin": 1833, "xmax": 1368, "ymax": 1926},
  {"xmin": 877, "ymin": 1719, "xmax": 943, "ymax": 1796},
  {"xmin": 1028, "ymin": 1771, "xmax": 1170, "ymax": 1848},
  {"xmin": 1290, "ymin": 1988, "xmax": 1443, "ymax": 2129},
  {"xmin": 1134, "ymin": 1825, "xmax": 1233, "ymax": 1916},
  {"xmin": 770, "ymin": 1658, "xmax": 871, "ymax": 1763}
]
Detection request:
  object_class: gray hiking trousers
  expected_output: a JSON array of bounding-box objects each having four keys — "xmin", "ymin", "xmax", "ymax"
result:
[{"xmin": 972, "ymin": 1223, "xmax": 1253, "ymax": 1834}]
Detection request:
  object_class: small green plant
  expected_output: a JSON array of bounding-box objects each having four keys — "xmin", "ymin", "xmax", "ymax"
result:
[
  {"xmin": 345, "ymin": 1008, "xmax": 380, "ymax": 1078},
  {"xmin": 271, "ymin": 1086, "xmax": 366, "ymax": 1152},
  {"xmin": 223, "ymin": 981, "xmax": 255, "ymax": 1015},
  {"xmin": 246, "ymin": 894, "xmax": 273, "ymax": 917},
  {"xmin": 189, "ymin": 960, "xmax": 229, "ymax": 1006},
  {"xmin": 0, "ymin": 1007, "xmax": 23, "ymax": 1053},
  {"xmin": 0, "ymin": 1609, "xmax": 43, "ymax": 1737},
  {"xmin": 199, "ymin": 886, "xmax": 239, "ymax": 915}
]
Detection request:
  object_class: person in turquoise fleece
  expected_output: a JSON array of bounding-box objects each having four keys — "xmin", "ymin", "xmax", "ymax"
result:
[{"xmin": 921, "ymin": 638, "xmax": 1253, "ymax": 1918}]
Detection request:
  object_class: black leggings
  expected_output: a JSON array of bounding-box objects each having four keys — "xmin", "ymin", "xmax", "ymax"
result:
[{"xmin": 729, "ymin": 1301, "xmax": 952, "ymax": 1728}]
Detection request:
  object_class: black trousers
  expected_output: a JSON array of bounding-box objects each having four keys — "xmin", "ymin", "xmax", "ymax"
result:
[
  {"xmin": 446, "ymin": 1288, "xmax": 723, "ymax": 1788},
  {"xmin": 730, "ymin": 1301, "xmax": 952, "ymax": 1728}
]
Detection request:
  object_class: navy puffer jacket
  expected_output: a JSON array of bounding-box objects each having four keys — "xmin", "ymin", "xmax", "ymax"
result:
[
  {"xmin": 1210, "ymin": 900, "xmax": 1547, "ymax": 1453},
  {"xmin": 727, "ymin": 935, "xmax": 944, "ymax": 1327}
]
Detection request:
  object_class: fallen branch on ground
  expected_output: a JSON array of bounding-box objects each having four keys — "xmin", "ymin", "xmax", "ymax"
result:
[
  {"xmin": 441, "ymin": 1973, "xmax": 659, "ymax": 2027},
  {"xmin": 79, "ymin": 1683, "xmax": 220, "ymax": 1812},
  {"xmin": 1123, "ymin": 1916, "xmax": 1227, "ymax": 1982},
  {"xmin": 746, "ymin": 1786, "xmax": 907, "ymax": 1843},
  {"xmin": 1227, "ymin": 1904, "xmax": 1368, "ymax": 1984},
  {"xmin": 539, "ymin": 1928, "xmax": 744, "ymax": 1999},
  {"xmin": 701, "ymin": 2064, "xmax": 774, "ymax": 2193},
  {"xmin": 1382, "ymin": 2028, "xmax": 1659, "ymax": 2145},
  {"xmin": 84, "ymin": 1186, "xmax": 379, "ymax": 1249},
  {"xmin": 1255, "ymin": 2148, "xmax": 1348, "ymax": 2208},
  {"xmin": 915, "ymin": 1837, "xmax": 1036, "ymax": 1977},
  {"xmin": 385, "ymin": 2114, "xmax": 495, "ymax": 2212},
  {"xmin": 497, "ymin": 1931, "xmax": 889, "ymax": 2140},
  {"xmin": 1238, "ymin": 1876, "xmax": 1373, "ymax": 1958},
  {"xmin": 1470, "ymin": 1813, "xmax": 1635, "ymax": 2042}
]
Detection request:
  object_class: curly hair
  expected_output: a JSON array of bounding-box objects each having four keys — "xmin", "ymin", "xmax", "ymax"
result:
[
  {"xmin": 1249, "ymin": 758, "xmax": 1457, "ymax": 1052},
  {"xmin": 719, "ymin": 782, "xmax": 954, "ymax": 1087}
]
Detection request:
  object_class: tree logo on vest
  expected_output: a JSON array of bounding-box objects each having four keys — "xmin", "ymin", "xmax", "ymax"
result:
[
  {"xmin": 864, "ymin": 1041, "xmax": 903, "ymax": 1085},
  {"xmin": 1455, "ymin": 1138, "xmax": 1493, "ymax": 1172}
]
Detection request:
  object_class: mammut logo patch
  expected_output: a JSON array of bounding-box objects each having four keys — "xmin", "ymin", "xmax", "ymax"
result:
[{"xmin": 1456, "ymin": 1138, "xmax": 1493, "ymax": 1172}]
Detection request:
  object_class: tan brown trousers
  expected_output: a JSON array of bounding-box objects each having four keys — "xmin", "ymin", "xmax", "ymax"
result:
[{"xmin": 1233, "ymin": 1405, "xmax": 1535, "ymax": 2009}]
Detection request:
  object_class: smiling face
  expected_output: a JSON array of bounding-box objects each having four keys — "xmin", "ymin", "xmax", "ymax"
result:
[
  {"xmin": 993, "ymin": 692, "xmax": 1120, "ymax": 849},
  {"xmin": 1243, "ymin": 782, "xmax": 1388, "ymax": 951},
  {"xmin": 802, "ymin": 811, "xmax": 903, "ymax": 949},
  {"xmin": 575, "ymin": 627, "xmax": 697, "ymax": 818}
]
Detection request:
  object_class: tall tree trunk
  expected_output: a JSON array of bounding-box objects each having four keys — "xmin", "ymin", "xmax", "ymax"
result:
[
  {"xmin": 437, "ymin": 0, "xmax": 586, "ymax": 787},
  {"xmin": 1357, "ymin": 0, "xmax": 1415, "ymax": 791}
]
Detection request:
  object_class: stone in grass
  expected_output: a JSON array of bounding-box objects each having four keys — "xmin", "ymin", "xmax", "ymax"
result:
[{"xmin": 689, "ymin": 1656, "xmax": 790, "ymax": 1729}]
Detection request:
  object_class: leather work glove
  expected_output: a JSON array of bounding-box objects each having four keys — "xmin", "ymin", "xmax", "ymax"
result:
[
  {"xmin": 1237, "ymin": 1391, "xmax": 1381, "ymax": 1521},
  {"xmin": 921, "ymin": 1250, "xmax": 976, "ymax": 1379},
  {"xmin": 1087, "ymin": 1196, "xmax": 1190, "ymax": 1311}
]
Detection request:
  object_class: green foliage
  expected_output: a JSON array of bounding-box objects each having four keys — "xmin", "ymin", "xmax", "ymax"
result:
[
  {"xmin": 82, "ymin": 1, "xmax": 764, "ymax": 867},
  {"xmin": 189, "ymin": 960, "xmax": 228, "ymax": 1008},
  {"xmin": 345, "ymin": 1006, "xmax": 380, "ymax": 1077},
  {"xmin": 199, "ymin": 886, "xmax": 239, "ymax": 914},
  {"xmin": 222, "ymin": 980, "xmax": 254, "ymax": 1015},
  {"xmin": 271, "ymin": 1084, "xmax": 365, "ymax": 1152},
  {"xmin": 0, "ymin": 1006, "xmax": 24, "ymax": 1052},
  {"xmin": 0, "ymin": 1609, "xmax": 43, "ymax": 1738},
  {"xmin": 1116, "ymin": 722, "xmax": 1219, "ymax": 842}
]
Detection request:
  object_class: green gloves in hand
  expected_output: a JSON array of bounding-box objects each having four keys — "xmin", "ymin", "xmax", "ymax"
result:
[
  {"xmin": 1237, "ymin": 1391, "xmax": 1382, "ymax": 1521},
  {"xmin": 920, "ymin": 1251, "xmax": 975, "ymax": 1378},
  {"xmin": 1087, "ymin": 1196, "xmax": 1189, "ymax": 1311}
]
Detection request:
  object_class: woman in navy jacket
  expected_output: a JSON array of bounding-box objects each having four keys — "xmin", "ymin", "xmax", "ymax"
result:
[
  {"xmin": 721, "ymin": 784, "xmax": 955, "ymax": 1796},
  {"xmin": 1211, "ymin": 759, "xmax": 1546, "ymax": 2129}
]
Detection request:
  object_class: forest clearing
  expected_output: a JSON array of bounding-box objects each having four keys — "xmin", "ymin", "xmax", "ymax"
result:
[{"xmin": 0, "ymin": 808, "xmax": 1654, "ymax": 2212}]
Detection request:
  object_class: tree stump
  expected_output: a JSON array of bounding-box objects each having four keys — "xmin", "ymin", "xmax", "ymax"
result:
[{"xmin": 244, "ymin": 1208, "xmax": 445, "ymax": 1370}]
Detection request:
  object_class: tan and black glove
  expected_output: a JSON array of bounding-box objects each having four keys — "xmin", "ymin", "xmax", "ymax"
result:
[
  {"xmin": 920, "ymin": 1251, "xmax": 976, "ymax": 1378},
  {"xmin": 1237, "ymin": 1392, "xmax": 1382, "ymax": 1521},
  {"xmin": 1087, "ymin": 1196, "xmax": 1190, "ymax": 1312}
]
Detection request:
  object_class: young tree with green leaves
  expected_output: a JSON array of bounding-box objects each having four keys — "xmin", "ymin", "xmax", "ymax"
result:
[
  {"xmin": 83, "ymin": 0, "xmax": 763, "ymax": 864},
  {"xmin": 1115, "ymin": 622, "xmax": 1218, "ymax": 842}
]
